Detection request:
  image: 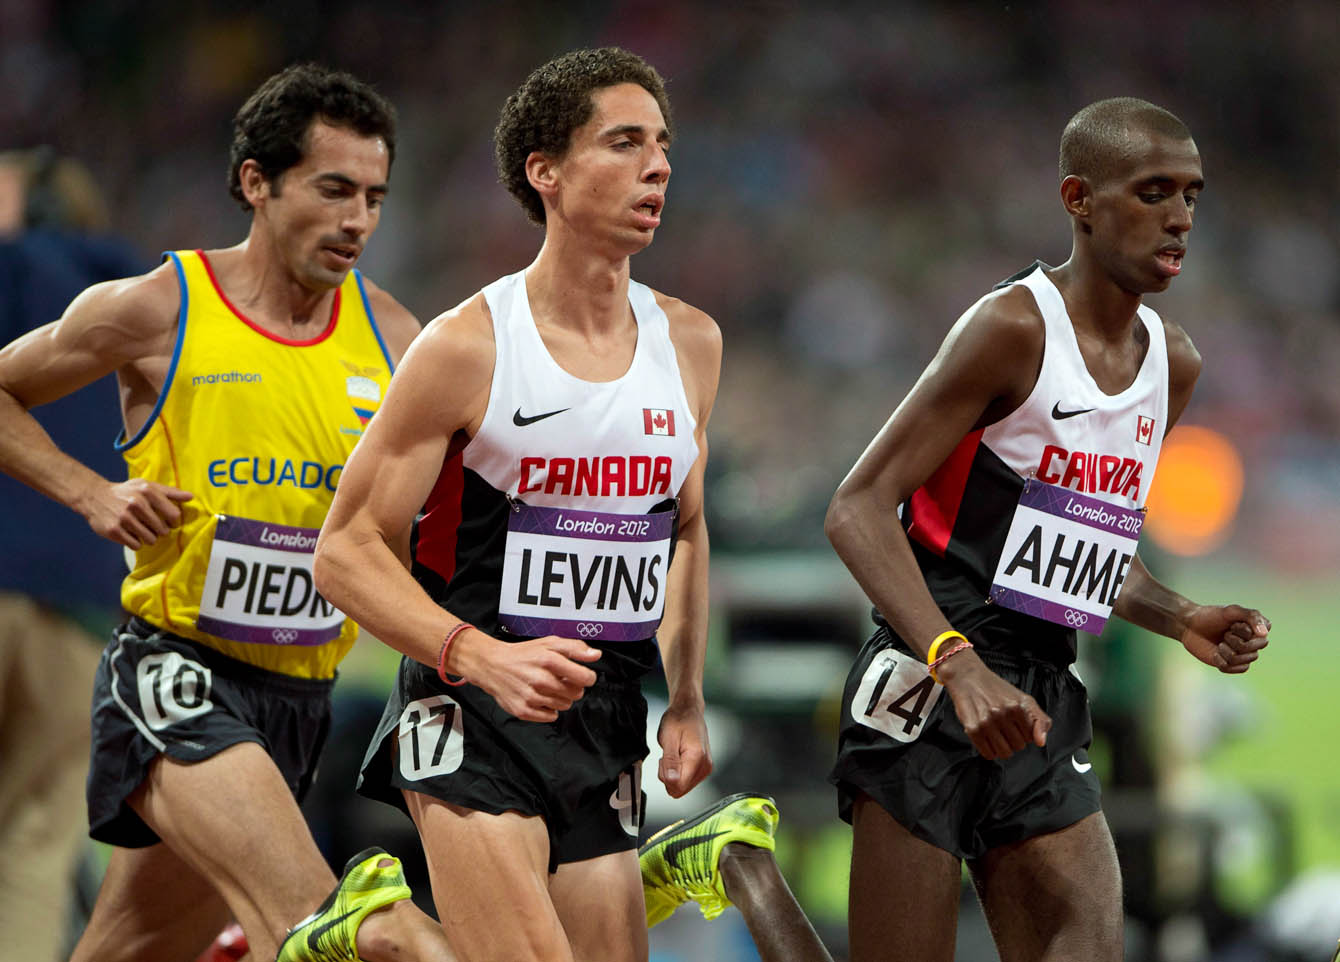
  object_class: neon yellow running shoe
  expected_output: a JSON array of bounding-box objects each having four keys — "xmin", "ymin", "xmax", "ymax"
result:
[
  {"xmin": 275, "ymin": 847, "xmax": 412, "ymax": 962},
  {"xmin": 639, "ymin": 793, "xmax": 779, "ymax": 927}
]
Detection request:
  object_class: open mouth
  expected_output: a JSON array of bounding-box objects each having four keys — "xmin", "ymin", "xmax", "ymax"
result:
[
  {"xmin": 324, "ymin": 244, "xmax": 360, "ymax": 265},
  {"xmin": 1155, "ymin": 248, "xmax": 1184, "ymax": 275},
  {"xmin": 635, "ymin": 195, "xmax": 663, "ymax": 223}
]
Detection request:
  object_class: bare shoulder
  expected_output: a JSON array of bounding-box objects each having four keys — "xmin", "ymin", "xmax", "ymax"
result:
[
  {"xmin": 1161, "ymin": 316, "xmax": 1203, "ymax": 382},
  {"xmin": 380, "ymin": 291, "xmax": 496, "ymax": 437},
  {"xmin": 651, "ymin": 289, "xmax": 721, "ymax": 422},
  {"xmin": 652, "ymin": 288, "xmax": 722, "ymax": 373},
  {"xmin": 414, "ymin": 291, "xmax": 494, "ymax": 361},
  {"xmin": 952, "ymin": 283, "xmax": 1046, "ymax": 357},
  {"xmin": 57, "ymin": 260, "xmax": 181, "ymax": 358},
  {"xmin": 1160, "ymin": 315, "xmax": 1202, "ymax": 425},
  {"xmin": 0, "ymin": 260, "xmax": 180, "ymax": 407},
  {"xmin": 912, "ymin": 282, "xmax": 1047, "ymax": 424},
  {"xmin": 358, "ymin": 275, "xmax": 423, "ymax": 364},
  {"xmin": 398, "ymin": 292, "xmax": 495, "ymax": 393}
]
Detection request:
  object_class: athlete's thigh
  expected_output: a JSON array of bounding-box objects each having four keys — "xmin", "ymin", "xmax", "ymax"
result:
[
  {"xmin": 405, "ymin": 789, "xmax": 573, "ymax": 962},
  {"xmin": 128, "ymin": 743, "xmax": 337, "ymax": 959},
  {"xmin": 69, "ymin": 842, "xmax": 231, "ymax": 962},
  {"xmin": 550, "ymin": 848, "xmax": 646, "ymax": 962},
  {"xmin": 849, "ymin": 793, "xmax": 963, "ymax": 962},
  {"xmin": 970, "ymin": 811, "xmax": 1123, "ymax": 962}
]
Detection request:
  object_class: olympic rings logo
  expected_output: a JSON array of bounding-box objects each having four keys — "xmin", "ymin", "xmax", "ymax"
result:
[
  {"xmin": 576, "ymin": 623, "xmax": 604, "ymax": 638},
  {"xmin": 271, "ymin": 628, "xmax": 299, "ymax": 644},
  {"xmin": 1063, "ymin": 609, "xmax": 1089, "ymax": 627}
]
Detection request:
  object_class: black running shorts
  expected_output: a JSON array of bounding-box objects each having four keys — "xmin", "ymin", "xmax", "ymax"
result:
[
  {"xmin": 830, "ymin": 625, "xmax": 1102, "ymax": 860},
  {"xmin": 358, "ymin": 656, "xmax": 648, "ymax": 871},
  {"xmin": 87, "ymin": 618, "xmax": 334, "ymax": 847}
]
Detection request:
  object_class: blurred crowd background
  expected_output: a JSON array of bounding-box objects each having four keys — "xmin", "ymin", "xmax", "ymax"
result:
[{"xmin": 3, "ymin": 1, "xmax": 1338, "ymax": 960}]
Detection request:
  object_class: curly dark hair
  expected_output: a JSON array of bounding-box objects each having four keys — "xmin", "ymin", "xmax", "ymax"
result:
[
  {"xmin": 228, "ymin": 63, "xmax": 397, "ymax": 212},
  {"xmin": 494, "ymin": 47, "xmax": 673, "ymax": 225}
]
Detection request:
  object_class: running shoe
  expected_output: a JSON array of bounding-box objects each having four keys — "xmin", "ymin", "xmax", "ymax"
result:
[
  {"xmin": 275, "ymin": 847, "xmax": 412, "ymax": 962},
  {"xmin": 638, "ymin": 793, "xmax": 779, "ymax": 927}
]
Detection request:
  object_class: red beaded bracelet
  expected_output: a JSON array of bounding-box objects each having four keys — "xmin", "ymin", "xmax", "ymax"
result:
[
  {"xmin": 929, "ymin": 640, "xmax": 973, "ymax": 684},
  {"xmin": 436, "ymin": 622, "xmax": 473, "ymax": 687}
]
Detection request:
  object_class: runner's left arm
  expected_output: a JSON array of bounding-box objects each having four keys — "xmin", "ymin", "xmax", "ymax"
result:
[
  {"xmin": 656, "ymin": 297, "xmax": 721, "ymax": 798},
  {"xmin": 1112, "ymin": 318, "xmax": 1270, "ymax": 671}
]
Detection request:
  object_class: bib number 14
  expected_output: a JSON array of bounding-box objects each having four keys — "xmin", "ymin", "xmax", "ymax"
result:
[{"xmin": 851, "ymin": 648, "xmax": 943, "ymax": 742}]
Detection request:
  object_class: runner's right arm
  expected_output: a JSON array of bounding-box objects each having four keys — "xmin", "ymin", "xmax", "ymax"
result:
[
  {"xmin": 825, "ymin": 288, "xmax": 1053, "ymax": 760},
  {"xmin": 314, "ymin": 296, "xmax": 601, "ymax": 722},
  {"xmin": 0, "ymin": 264, "xmax": 192, "ymax": 548}
]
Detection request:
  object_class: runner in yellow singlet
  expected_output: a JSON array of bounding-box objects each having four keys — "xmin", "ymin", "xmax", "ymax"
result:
[{"xmin": 0, "ymin": 64, "xmax": 454, "ymax": 962}]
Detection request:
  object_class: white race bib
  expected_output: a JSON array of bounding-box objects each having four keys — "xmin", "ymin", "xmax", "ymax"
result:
[
  {"xmin": 197, "ymin": 516, "xmax": 344, "ymax": 646},
  {"xmin": 851, "ymin": 647, "xmax": 944, "ymax": 742},
  {"xmin": 498, "ymin": 503, "xmax": 675, "ymax": 642},
  {"xmin": 989, "ymin": 479, "xmax": 1144, "ymax": 634}
]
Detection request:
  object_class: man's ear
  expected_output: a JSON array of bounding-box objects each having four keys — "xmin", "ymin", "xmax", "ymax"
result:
[
  {"xmin": 1060, "ymin": 174, "xmax": 1091, "ymax": 219},
  {"xmin": 525, "ymin": 150, "xmax": 558, "ymax": 201},
  {"xmin": 239, "ymin": 158, "xmax": 270, "ymax": 208}
]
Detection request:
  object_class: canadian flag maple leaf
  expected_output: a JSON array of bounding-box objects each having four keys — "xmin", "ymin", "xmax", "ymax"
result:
[{"xmin": 643, "ymin": 408, "xmax": 675, "ymax": 436}]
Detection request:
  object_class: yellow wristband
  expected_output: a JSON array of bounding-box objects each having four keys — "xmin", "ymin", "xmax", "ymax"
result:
[{"xmin": 926, "ymin": 629, "xmax": 967, "ymax": 667}]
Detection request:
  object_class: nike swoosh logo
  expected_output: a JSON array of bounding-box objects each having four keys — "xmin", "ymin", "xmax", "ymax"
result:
[
  {"xmin": 664, "ymin": 830, "xmax": 727, "ymax": 870},
  {"xmin": 513, "ymin": 407, "xmax": 570, "ymax": 426},
  {"xmin": 1072, "ymin": 756, "xmax": 1093, "ymax": 774},
  {"xmin": 307, "ymin": 908, "xmax": 358, "ymax": 950},
  {"xmin": 1052, "ymin": 402, "xmax": 1096, "ymax": 420}
]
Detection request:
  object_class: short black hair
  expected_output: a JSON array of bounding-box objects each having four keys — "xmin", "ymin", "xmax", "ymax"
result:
[
  {"xmin": 1059, "ymin": 97, "xmax": 1193, "ymax": 187},
  {"xmin": 494, "ymin": 47, "xmax": 672, "ymax": 225},
  {"xmin": 228, "ymin": 63, "xmax": 396, "ymax": 212}
]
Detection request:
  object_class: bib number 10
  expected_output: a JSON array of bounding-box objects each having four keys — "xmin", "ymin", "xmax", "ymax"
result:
[
  {"xmin": 851, "ymin": 648, "xmax": 943, "ymax": 742},
  {"xmin": 136, "ymin": 652, "xmax": 213, "ymax": 730}
]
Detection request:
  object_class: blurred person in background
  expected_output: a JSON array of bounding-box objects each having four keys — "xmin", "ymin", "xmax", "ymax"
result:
[
  {"xmin": 826, "ymin": 97, "xmax": 1271, "ymax": 961},
  {"xmin": 0, "ymin": 146, "xmax": 146, "ymax": 962},
  {"xmin": 0, "ymin": 65, "xmax": 455, "ymax": 962}
]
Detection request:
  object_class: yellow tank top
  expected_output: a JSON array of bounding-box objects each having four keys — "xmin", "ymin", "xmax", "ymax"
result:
[{"xmin": 119, "ymin": 249, "xmax": 393, "ymax": 679}]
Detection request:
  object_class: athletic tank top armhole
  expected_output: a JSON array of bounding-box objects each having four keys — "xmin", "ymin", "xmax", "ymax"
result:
[
  {"xmin": 460, "ymin": 278, "xmax": 508, "ymax": 462},
  {"xmin": 983, "ymin": 272, "xmax": 1051, "ymax": 430},
  {"xmin": 629, "ymin": 281, "xmax": 699, "ymax": 438},
  {"xmin": 353, "ymin": 269, "xmax": 396, "ymax": 372},
  {"xmin": 116, "ymin": 251, "xmax": 189, "ymax": 453}
]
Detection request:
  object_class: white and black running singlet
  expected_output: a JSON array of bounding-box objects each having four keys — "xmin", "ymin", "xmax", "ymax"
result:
[
  {"xmin": 895, "ymin": 262, "xmax": 1169, "ymax": 661},
  {"xmin": 410, "ymin": 270, "xmax": 700, "ymax": 648}
]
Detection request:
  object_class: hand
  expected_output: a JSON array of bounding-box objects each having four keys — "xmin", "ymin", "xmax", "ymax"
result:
[
  {"xmin": 462, "ymin": 633, "xmax": 601, "ymax": 722},
  {"xmin": 939, "ymin": 652, "xmax": 1052, "ymax": 760},
  {"xmin": 1180, "ymin": 604, "xmax": 1270, "ymax": 674},
  {"xmin": 656, "ymin": 702, "xmax": 712, "ymax": 798},
  {"xmin": 81, "ymin": 478, "xmax": 193, "ymax": 548}
]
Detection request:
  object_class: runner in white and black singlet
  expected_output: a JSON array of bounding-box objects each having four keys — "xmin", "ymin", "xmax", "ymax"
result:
[
  {"xmin": 315, "ymin": 48, "xmax": 722, "ymax": 962},
  {"xmin": 826, "ymin": 98, "xmax": 1272, "ymax": 962}
]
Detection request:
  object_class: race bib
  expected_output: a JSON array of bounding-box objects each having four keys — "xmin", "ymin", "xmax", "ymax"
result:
[
  {"xmin": 989, "ymin": 479, "xmax": 1144, "ymax": 634},
  {"xmin": 851, "ymin": 647, "xmax": 944, "ymax": 742},
  {"xmin": 196, "ymin": 516, "xmax": 344, "ymax": 646},
  {"xmin": 498, "ymin": 503, "xmax": 675, "ymax": 642}
]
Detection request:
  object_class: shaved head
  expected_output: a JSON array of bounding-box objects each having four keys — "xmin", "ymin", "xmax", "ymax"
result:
[{"xmin": 1059, "ymin": 98, "xmax": 1194, "ymax": 186}]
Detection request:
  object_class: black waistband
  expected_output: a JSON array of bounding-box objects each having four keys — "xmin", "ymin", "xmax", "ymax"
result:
[{"xmin": 123, "ymin": 617, "xmax": 338, "ymax": 694}]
